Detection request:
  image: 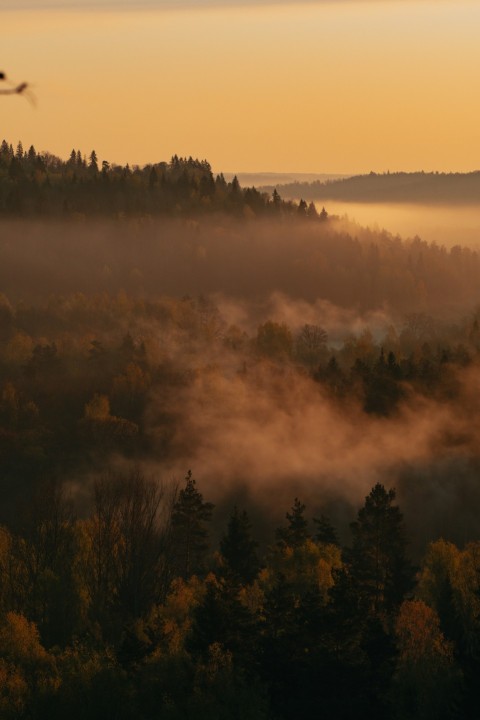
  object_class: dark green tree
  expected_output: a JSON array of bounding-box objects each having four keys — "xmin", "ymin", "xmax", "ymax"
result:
[
  {"xmin": 219, "ymin": 507, "xmax": 259, "ymax": 585},
  {"xmin": 276, "ymin": 498, "xmax": 309, "ymax": 548},
  {"xmin": 347, "ymin": 483, "xmax": 413, "ymax": 616},
  {"xmin": 297, "ymin": 198, "xmax": 308, "ymax": 216},
  {"xmin": 88, "ymin": 150, "xmax": 98, "ymax": 173},
  {"xmin": 170, "ymin": 471, "xmax": 214, "ymax": 580},
  {"xmin": 313, "ymin": 513, "xmax": 339, "ymax": 546}
]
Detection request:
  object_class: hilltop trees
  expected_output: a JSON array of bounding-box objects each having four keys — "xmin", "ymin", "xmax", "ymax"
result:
[{"xmin": 0, "ymin": 140, "xmax": 329, "ymax": 220}]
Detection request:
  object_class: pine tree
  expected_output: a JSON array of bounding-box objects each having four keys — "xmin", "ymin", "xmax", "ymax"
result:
[
  {"xmin": 89, "ymin": 149, "xmax": 98, "ymax": 173},
  {"xmin": 170, "ymin": 470, "xmax": 214, "ymax": 580},
  {"xmin": 297, "ymin": 198, "xmax": 308, "ymax": 216},
  {"xmin": 313, "ymin": 514, "xmax": 339, "ymax": 546},
  {"xmin": 27, "ymin": 145, "xmax": 36, "ymax": 164},
  {"xmin": 276, "ymin": 498, "xmax": 309, "ymax": 548},
  {"xmin": 220, "ymin": 507, "xmax": 259, "ymax": 585},
  {"xmin": 347, "ymin": 483, "xmax": 413, "ymax": 616}
]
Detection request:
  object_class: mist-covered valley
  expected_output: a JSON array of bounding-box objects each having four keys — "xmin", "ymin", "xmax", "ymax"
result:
[
  {"xmin": 2, "ymin": 213, "xmax": 480, "ymax": 554},
  {"xmin": 3, "ymin": 146, "xmax": 480, "ymax": 718},
  {"xmin": 297, "ymin": 201, "xmax": 480, "ymax": 250},
  {"xmin": 6, "ymin": 0, "xmax": 480, "ymax": 713}
]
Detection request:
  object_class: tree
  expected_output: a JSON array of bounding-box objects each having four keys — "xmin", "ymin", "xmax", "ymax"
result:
[
  {"xmin": 313, "ymin": 514, "xmax": 339, "ymax": 546},
  {"xmin": 272, "ymin": 188, "xmax": 281, "ymax": 207},
  {"xmin": 295, "ymin": 323, "xmax": 328, "ymax": 368},
  {"xmin": 219, "ymin": 507, "xmax": 259, "ymax": 585},
  {"xmin": 416, "ymin": 539, "xmax": 460, "ymax": 644},
  {"xmin": 393, "ymin": 600, "xmax": 461, "ymax": 720},
  {"xmin": 81, "ymin": 470, "xmax": 171, "ymax": 628},
  {"xmin": 148, "ymin": 166, "xmax": 158, "ymax": 189},
  {"xmin": 347, "ymin": 484, "xmax": 413, "ymax": 616},
  {"xmin": 170, "ymin": 471, "xmax": 214, "ymax": 580},
  {"xmin": 187, "ymin": 576, "xmax": 259, "ymax": 671},
  {"xmin": 255, "ymin": 321, "xmax": 293, "ymax": 361},
  {"xmin": 297, "ymin": 198, "xmax": 308, "ymax": 216},
  {"xmin": 0, "ymin": 612, "xmax": 58, "ymax": 717},
  {"xmin": 276, "ymin": 498, "xmax": 309, "ymax": 549},
  {"xmin": 88, "ymin": 150, "xmax": 98, "ymax": 173}
]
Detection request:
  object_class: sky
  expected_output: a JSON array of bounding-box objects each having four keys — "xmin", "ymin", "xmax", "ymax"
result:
[{"xmin": 2, "ymin": 0, "xmax": 480, "ymax": 174}]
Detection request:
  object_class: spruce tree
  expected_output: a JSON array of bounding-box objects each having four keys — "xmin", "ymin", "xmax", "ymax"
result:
[
  {"xmin": 170, "ymin": 470, "xmax": 214, "ymax": 580},
  {"xmin": 347, "ymin": 483, "xmax": 413, "ymax": 616},
  {"xmin": 220, "ymin": 506, "xmax": 259, "ymax": 585},
  {"xmin": 313, "ymin": 514, "xmax": 339, "ymax": 546},
  {"xmin": 276, "ymin": 498, "xmax": 309, "ymax": 548}
]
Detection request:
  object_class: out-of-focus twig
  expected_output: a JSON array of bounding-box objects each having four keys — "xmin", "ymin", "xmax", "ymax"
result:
[{"xmin": 0, "ymin": 72, "xmax": 36, "ymax": 105}]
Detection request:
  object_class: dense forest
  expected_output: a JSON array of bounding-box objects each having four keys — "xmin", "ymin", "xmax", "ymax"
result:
[
  {"xmin": 2, "ymin": 141, "xmax": 480, "ymax": 718},
  {"xmin": 0, "ymin": 140, "xmax": 312, "ymax": 220},
  {"xmin": 262, "ymin": 170, "xmax": 480, "ymax": 204},
  {"xmin": 0, "ymin": 472, "xmax": 477, "ymax": 720}
]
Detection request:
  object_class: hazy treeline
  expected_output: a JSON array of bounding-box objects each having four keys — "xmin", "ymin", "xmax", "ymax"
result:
[
  {"xmin": 0, "ymin": 140, "xmax": 314, "ymax": 219},
  {"xmin": 0, "ymin": 474, "xmax": 476, "ymax": 719},
  {"xmin": 0, "ymin": 217, "xmax": 479, "ymax": 316},
  {"xmin": 263, "ymin": 170, "xmax": 480, "ymax": 204}
]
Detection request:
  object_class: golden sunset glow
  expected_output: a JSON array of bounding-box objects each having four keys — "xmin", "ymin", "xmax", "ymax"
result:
[{"xmin": 3, "ymin": 2, "xmax": 480, "ymax": 173}]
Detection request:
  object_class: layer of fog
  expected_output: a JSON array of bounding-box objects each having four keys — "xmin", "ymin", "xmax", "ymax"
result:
[
  {"xmin": 1, "ymin": 216, "xmax": 479, "ymax": 318},
  {"xmin": 313, "ymin": 201, "xmax": 480, "ymax": 250},
  {"xmin": 140, "ymin": 325, "xmax": 480, "ymax": 554},
  {"xmin": 2, "ymin": 217, "xmax": 480, "ymax": 551}
]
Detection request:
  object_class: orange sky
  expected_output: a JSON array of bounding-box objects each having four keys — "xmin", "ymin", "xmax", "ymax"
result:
[{"xmin": 2, "ymin": 1, "xmax": 480, "ymax": 174}]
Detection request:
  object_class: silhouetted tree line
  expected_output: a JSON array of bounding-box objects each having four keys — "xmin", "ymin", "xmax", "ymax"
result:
[
  {"xmin": 0, "ymin": 140, "xmax": 321, "ymax": 219},
  {"xmin": 1, "ymin": 474, "xmax": 479, "ymax": 719},
  {"xmin": 264, "ymin": 169, "xmax": 480, "ymax": 204}
]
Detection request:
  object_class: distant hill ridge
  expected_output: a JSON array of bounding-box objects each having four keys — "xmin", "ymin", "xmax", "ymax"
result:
[{"xmin": 260, "ymin": 170, "xmax": 480, "ymax": 204}]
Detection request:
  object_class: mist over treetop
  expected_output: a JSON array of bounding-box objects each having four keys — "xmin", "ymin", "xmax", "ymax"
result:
[{"xmin": 0, "ymin": 213, "xmax": 478, "ymax": 319}]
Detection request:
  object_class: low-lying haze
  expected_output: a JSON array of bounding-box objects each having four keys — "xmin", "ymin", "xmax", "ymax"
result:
[
  {"xmin": 1, "ymin": 216, "xmax": 480, "ymax": 552},
  {"xmin": 319, "ymin": 202, "xmax": 480, "ymax": 250}
]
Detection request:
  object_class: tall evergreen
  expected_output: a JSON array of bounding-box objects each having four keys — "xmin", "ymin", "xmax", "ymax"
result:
[
  {"xmin": 276, "ymin": 498, "xmax": 309, "ymax": 548},
  {"xmin": 313, "ymin": 513, "xmax": 339, "ymax": 546},
  {"xmin": 347, "ymin": 483, "xmax": 413, "ymax": 616},
  {"xmin": 170, "ymin": 470, "xmax": 214, "ymax": 580},
  {"xmin": 220, "ymin": 506, "xmax": 259, "ymax": 585}
]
